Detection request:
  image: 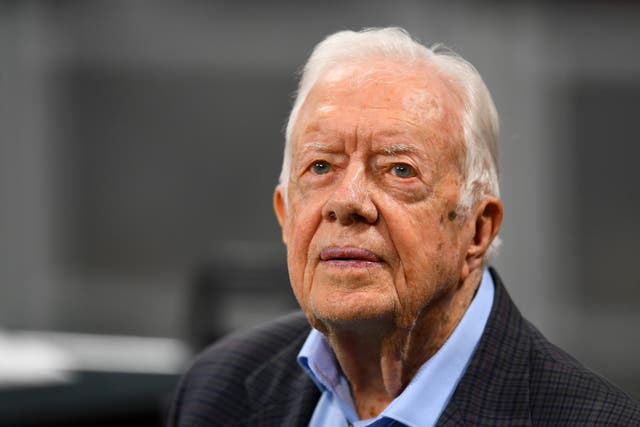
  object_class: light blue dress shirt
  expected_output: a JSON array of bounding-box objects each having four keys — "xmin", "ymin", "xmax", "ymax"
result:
[{"xmin": 297, "ymin": 268, "xmax": 495, "ymax": 427}]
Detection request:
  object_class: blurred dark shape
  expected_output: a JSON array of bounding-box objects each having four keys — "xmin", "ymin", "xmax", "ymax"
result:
[
  {"xmin": 187, "ymin": 241, "xmax": 298, "ymax": 351},
  {"xmin": 573, "ymin": 81, "xmax": 640, "ymax": 306},
  {"xmin": 0, "ymin": 371, "xmax": 177, "ymax": 427},
  {"xmin": 568, "ymin": 81, "xmax": 640, "ymax": 398},
  {"xmin": 55, "ymin": 64, "xmax": 293, "ymax": 277}
]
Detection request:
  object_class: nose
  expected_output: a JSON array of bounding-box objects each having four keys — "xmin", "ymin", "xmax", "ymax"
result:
[{"xmin": 322, "ymin": 165, "xmax": 378, "ymax": 225}]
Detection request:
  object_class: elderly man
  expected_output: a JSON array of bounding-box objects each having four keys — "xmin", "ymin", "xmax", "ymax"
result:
[{"xmin": 169, "ymin": 28, "xmax": 640, "ymax": 426}]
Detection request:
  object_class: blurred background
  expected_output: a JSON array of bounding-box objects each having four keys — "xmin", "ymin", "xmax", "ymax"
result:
[{"xmin": 1, "ymin": 0, "xmax": 639, "ymax": 425}]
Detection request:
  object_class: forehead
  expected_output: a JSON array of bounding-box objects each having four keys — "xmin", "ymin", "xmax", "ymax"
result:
[{"xmin": 293, "ymin": 59, "xmax": 464, "ymax": 149}]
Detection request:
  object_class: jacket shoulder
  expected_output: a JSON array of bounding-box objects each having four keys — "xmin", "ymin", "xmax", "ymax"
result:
[
  {"xmin": 526, "ymin": 321, "xmax": 640, "ymax": 425},
  {"xmin": 446, "ymin": 269, "xmax": 640, "ymax": 427},
  {"xmin": 168, "ymin": 311, "xmax": 311, "ymax": 426}
]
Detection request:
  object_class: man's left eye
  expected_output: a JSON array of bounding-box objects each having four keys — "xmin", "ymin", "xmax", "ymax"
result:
[{"xmin": 391, "ymin": 163, "xmax": 416, "ymax": 178}]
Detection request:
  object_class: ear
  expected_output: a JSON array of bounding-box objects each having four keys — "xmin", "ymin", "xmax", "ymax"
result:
[
  {"xmin": 273, "ymin": 185, "xmax": 288, "ymax": 245},
  {"xmin": 462, "ymin": 196, "xmax": 503, "ymax": 278}
]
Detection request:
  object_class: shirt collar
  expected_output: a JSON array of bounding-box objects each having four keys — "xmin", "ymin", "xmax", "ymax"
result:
[{"xmin": 297, "ymin": 268, "xmax": 495, "ymax": 426}]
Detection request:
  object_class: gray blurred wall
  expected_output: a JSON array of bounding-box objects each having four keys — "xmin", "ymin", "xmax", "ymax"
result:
[{"xmin": 1, "ymin": 1, "xmax": 639, "ymax": 397}]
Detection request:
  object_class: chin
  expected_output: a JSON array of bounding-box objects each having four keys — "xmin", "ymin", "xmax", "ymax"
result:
[{"xmin": 307, "ymin": 290, "xmax": 395, "ymax": 328}]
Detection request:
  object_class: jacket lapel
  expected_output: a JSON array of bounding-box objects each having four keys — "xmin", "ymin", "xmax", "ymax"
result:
[
  {"xmin": 247, "ymin": 373, "xmax": 319, "ymax": 427},
  {"xmin": 245, "ymin": 324, "xmax": 320, "ymax": 426},
  {"xmin": 438, "ymin": 268, "xmax": 533, "ymax": 426}
]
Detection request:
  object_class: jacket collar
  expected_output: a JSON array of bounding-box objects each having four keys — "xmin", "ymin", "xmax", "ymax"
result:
[
  {"xmin": 437, "ymin": 267, "xmax": 532, "ymax": 426},
  {"xmin": 244, "ymin": 315, "xmax": 319, "ymax": 426}
]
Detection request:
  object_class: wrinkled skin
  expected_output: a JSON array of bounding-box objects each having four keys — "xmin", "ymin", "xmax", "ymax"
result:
[{"xmin": 274, "ymin": 59, "xmax": 502, "ymax": 418}]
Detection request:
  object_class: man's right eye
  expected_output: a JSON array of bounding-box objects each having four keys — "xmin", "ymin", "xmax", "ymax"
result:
[{"xmin": 310, "ymin": 160, "xmax": 331, "ymax": 175}]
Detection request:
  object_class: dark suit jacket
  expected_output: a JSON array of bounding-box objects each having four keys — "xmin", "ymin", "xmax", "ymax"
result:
[{"xmin": 168, "ymin": 269, "xmax": 640, "ymax": 426}]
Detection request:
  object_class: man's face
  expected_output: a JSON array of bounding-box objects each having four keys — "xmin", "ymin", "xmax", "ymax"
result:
[{"xmin": 275, "ymin": 60, "xmax": 477, "ymax": 330}]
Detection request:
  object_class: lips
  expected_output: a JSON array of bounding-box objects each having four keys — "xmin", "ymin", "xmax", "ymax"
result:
[{"xmin": 319, "ymin": 246, "xmax": 380, "ymax": 262}]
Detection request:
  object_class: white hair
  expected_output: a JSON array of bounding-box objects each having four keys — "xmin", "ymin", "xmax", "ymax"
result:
[{"xmin": 279, "ymin": 27, "xmax": 501, "ymax": 256}]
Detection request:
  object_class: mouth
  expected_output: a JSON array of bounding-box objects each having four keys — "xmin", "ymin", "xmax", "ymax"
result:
[{"xmin": 319, "ymin": 246, "xmax": 381, "ymax": 266}]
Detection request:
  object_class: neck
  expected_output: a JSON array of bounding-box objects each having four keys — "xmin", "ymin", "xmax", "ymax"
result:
[{"xmin": 319, "ymin": 269, "xmax": 483, "ymax": 419}]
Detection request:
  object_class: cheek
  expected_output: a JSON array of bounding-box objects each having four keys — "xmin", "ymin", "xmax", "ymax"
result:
[
  {"xmin": 396, "ymin": 214, "xmax": 446, "ymax": 276},
  {"xmin": 286, "ymin": 197, "xmax": 321, "ymax": 252},
  {"xmin": 284, "ymin": 193, "xmax": 325, "ymax": 283},
  {"xmin": 384, "ymin": 203, "xmax": 458, "ymax": 303}
]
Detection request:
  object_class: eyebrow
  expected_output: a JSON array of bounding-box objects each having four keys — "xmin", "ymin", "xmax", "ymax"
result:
[
  {"xmin": 300, "ymin": 141, "xmax": 337, "ymax": 153},
  {"xmin": 299, "ymin": 142, "xmax": 423, "ymax": 157},
  {"xmin": 379, "ymin": 143, "xmax": 421, "ymax": 156}
]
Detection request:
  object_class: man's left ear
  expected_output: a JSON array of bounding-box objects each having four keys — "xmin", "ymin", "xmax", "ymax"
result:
[{"xmin": 463, "ymin": 196, "xmax": 503, "ymax": 277}]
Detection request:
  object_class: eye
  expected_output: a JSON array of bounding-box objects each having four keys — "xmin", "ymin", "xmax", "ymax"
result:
[
  {"xmin": 310, "ymin": 160, "xmax": 331, "ymax": 175},
  {"xmin": 391, "ymin": 163, "xmax": 416, "ymax": 178}
]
